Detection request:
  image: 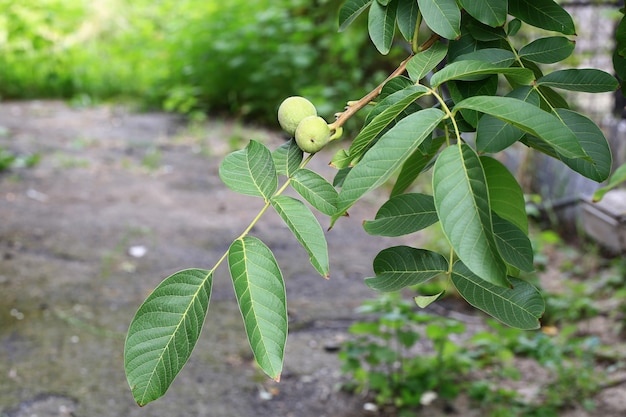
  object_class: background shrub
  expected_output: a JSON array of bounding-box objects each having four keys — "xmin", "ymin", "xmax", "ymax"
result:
[{"xmin": 0, "ymin": 0, "xmax": 401, "ymax": 124}]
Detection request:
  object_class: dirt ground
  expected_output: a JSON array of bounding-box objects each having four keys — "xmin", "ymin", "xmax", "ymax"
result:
[{"xmin": 0, "ymin": 100, "xmax": 625, "ymax": 417}]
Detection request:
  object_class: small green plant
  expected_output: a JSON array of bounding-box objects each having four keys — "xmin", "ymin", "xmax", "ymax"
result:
[
  {"xmin": 339, "ymin": 293, "xmax": 469, "ymax": 410},
  {"xmin": 123, "ymin": 0, "xmax": 623, "ymax": 408}
]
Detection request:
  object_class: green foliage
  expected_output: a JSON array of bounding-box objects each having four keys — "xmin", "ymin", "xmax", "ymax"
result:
[
  {"xmin": 339, "ymin": 295, "xmax": 603, "ymax": 415},
  {"xmin": 338, "ymin": 294, "xmax": 470, "ymax": 410},
  {"xmin": 0, "ymin": 1, "xmax": 383, "ymax": 123},
  {"xmin": 124, "ymin": 0, "xmax": 620, "ymax": 407}
]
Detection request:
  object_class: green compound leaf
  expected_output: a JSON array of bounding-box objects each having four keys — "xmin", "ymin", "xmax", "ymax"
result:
[
  {"xmin": 455, "ymin": 95, "xmax": 588, "ymax": 160},
  {"xmin": 537, "ymin": 69, "xmax": 619, "ymax": 93},
  {"xmin": 433, "ymin": 144, "xmax": 508, "ymax": 287},
  {"xmin": 368, "ymin": 0, "xmax": 397, "ymax": 54},
  {"xmin": 291, "ymin": 168, "xmax": 338, "ymax": 216},
  {"xmin": 271, "ymin": 195, "xmax": 329, "ymax": 278},
  {"xmin": 458, "ymin": 0, "xmax": 507, "ymax": 27},
  {"xmin": 228, "ymin": 237, "xmax": 287, "ymax": 381},
  {"xmin": 272, "ymin": 139, "xmax": 303, "ymax": 177},
  {"xmin": 333, "ymin": 108, "xmax": 445, "ymax": 222},
  {"xmin": 349, "ymin": 85, "xmax": 430, "ymax": 159},
  {"xmin": 406, "ymin": 41, "xmax": 448, "ymax": 82},
  {"xmin": 365, "ymin": 246, "xmax": 448, "ymax": 292},
  {"xmin": 418, "ymin": 0, "xmax": 461, "ymax": 40},
  {"xmin": 451, "ymin": 262, "xmax": 544, "ymax": 329},
  {"xmin": 363, "ymin": 193, "xmax": 438, "ymax": 237},
  {"xmin": 518, "ymin": 36, "xmax": 575, "ymax": 64},
  {"xmin": 339, "ymin": 0, "xmax": 373, "ymax": 31},
  {"xmin": 509, "ymin": 0, "xmax": 575, "ymax": 35},
  {"xmin": 430, "ymin": 60, "xmax": 534, "ymax": 88},
  {"xmin": 555, "ymin": 109, "xmax": 612, "ymax": 182},
  {"xmin": 124, "ymin": 268, "xmax": 213, "ymax": 406},
  {"xmin": 481, "ymin": 156, "xmax": 528, "ymax": 234},
  {"xmin": 219, "ymin": 140, "xmax": 278, "ymax": 199},
  {"xmin": 492, "ymin": 215, "xmax": 534, "ymax": 272}
]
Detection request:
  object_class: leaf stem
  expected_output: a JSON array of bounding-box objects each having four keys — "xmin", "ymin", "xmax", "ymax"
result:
[{"xmin": 213, "ymin": 152, "xmax": 316, "ymax": 272}]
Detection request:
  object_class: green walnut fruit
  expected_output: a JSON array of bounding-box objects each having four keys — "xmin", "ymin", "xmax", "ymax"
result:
[
  {"xmin": 295, "ymin": 115, "xmax": 331, "ymax": 153},
  {"xmin": 277, "ymin": 96, "xmax": 317, "ymax": 136}
]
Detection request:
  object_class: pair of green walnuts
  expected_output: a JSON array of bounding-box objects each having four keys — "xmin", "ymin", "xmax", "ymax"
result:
[{"xmin": 277, "ymin": 96, "xmax": 333, "ymax": 153}]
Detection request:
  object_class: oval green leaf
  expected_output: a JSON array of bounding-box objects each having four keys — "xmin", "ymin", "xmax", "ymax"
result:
[
  {"xmin": 537, "ymin": 69, "xmax": 619, "ymax": 93},
  {"xmin": 271, "ymin": 195, "xmax": 329, "ymax": 278},
  {"xmin": 459, "ymin": 0, "xmax": 507, "ymax": 27},
  {"xmin": 228, "ymin": 237, "xmax": 287, "ymax": 381},
  {"xmin": 339, "ymin": 0, "xmax": 373, "ymax": 31},
  {"xmin": 406, "ymin": 41, "xmax": 448, "ymax": 82},
  {"xmin": 451, "ymin": 261, "xmax": 544, "ymax": 329},
  {"xmin": 365, "ymin": 246, "xmax": 448, "ymax": 292},
  {"xmin": 418, "ymin": 0, "xmax": 461, "ymax": 40},
  {"xmin": 509, "ymin": 0, "xmax": 575, "ymax": 35},
  {"xmin": 519, "ymin": 36, "xmax": 575, "ymax": 64},
  {"xmin": 390, "ymin": 136, "xmax": 446, "ymax": 197},
  {"xmin": 433, "ymin": 144, "xmax": 508, "ymax": 287},
  {"xmin": 481, "ymin": 156, "xmax": 528, "ymax": 233},
  {"xmin": 364, "ymin": 193, "xmax": 438, "ymax": 236},
  {"xmin": 219, "ymin": 140, "xmax": 278, "ymax": 199},
  {"xmin": 430, "ymin": 60, "xmax": 534, "ymax": 87},
  {"xmin": 555, "ymin": 108, "xmax": 612, "ymax": 182},
  {"xmin": 124, "ymin": 268, "xmax": 213, "ymax": 406},
  {"xmin": 397, "ymin": 0, "xmax": 419, "ymax": 41},
  {"xmin": 291, "ymin": 168, "xmax": 338, "ymax": 216},
  {"xmin": 368, "ymin": 0, "xmax": 396, "ymax": 54},
  {"xmin": 350, "ymin": 85, "xmax": 430, "ymax": 159},
  {"xmin": 455, "ymin": 95, "xmax": 588, "ymax": 160},
  {"xmin": 492, "ymin": 215, "xmax": 534, "ymax": 272},
  {"xmin": 272, "ymin": 139, "xmax": 303, "ymax": 177}
]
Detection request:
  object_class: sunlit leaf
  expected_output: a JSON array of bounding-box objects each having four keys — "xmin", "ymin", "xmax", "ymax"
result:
[
  {"xmin": 228, "ymin": 237, "xmax": 287, "ymax": 381},
  {"xmin": 272, "ymin": 139, "xmax": 303, "ymax": 177},
  {"xmin": 451, "ymin": 262, "xmax": 544, "ymax": 329},
  {"xmin": 433, "ymin": 144, "xmax": 508, "ymax": 287},
  {"xmin": 365, "ymin": 246, "xmax": 448, "ymax": 292},
  {"xmin": 125, "ymin": 269, "xmax": 213, "ymax": 406},
  {"xmin": 271, "ymin": 195, "xmax": 329, "ymax": 277},
  {"xmin": 415, "ymin": 292, "xmax": 445, "ymax": 308},
  {"xmin": 219, "ymin": 140, "xmax": 277, "ymax": 199},
  {"xmin": 291, "ymin": 168, "xmax": 338, "ymax": 216},
  {"xmin": 363, "ymin": 193, "xmax": 438, "ymax": 236}
]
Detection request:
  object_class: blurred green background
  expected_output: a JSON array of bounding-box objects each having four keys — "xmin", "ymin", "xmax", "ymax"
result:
[{"xmin": 0, "ymin": 0, "xmax": 404, "ymax": 124}]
